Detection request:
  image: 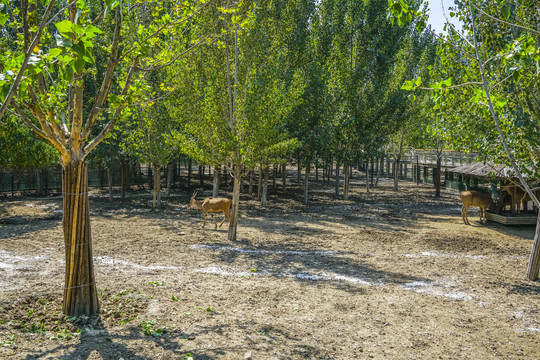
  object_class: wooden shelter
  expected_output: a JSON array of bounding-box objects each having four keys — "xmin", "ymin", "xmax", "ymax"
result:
[{"xmin": 450, "ymin": 162, "xmax": 538, "ymax": 225}]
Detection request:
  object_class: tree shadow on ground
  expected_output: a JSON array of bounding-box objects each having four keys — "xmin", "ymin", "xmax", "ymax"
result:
[
  {"xmin": 18, "ymin": 319, "xmax": 323, "ymax": 360},
  {"xmin": 194, "ymin": 240, "xmax": 431, "ymax": 292}
]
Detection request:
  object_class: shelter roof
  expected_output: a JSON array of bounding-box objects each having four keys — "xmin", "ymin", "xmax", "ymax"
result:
[{"xmin": 449, "ymin": 162, "xmax": 515, "ymax": 180}]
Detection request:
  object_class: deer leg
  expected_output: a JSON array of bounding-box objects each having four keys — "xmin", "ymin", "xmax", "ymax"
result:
[
  {"xmin": 461, "ymin": 205, "xmax": 468, "ymax": 225},
  {"xmin": 203, "ymin": 212, "xmax": 207, "ymax": 228},
  {"xmin": 480, "ymin": 206, "xmax": 485, "ymax": 223},
  {"xmin": 219, "ymin": 209, "xmax": 230, "ymax": 228}
]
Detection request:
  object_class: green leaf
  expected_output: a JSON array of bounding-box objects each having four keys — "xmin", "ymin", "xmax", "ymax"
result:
[
  {"xmin": 73, "ymin": 57, "xmax": 86, "ymax": 73},
  {"xmin": 64, "ymin": 66, "xmax": 74, "ymax": 82},
  {"xmin": 84, "ymin": 25, "xmax": 103, "ymax": 39},
  {"xmin": 55, "ymin": 20, "xmax": 74, "ymax": 38},
  {"xmin": 501, "ymin": 3, "xmax": 510, "ymax": 19},
  {"xmin": 49, "ymin": 48, "xmax": 63, "ymax": 57},
  {"xmin": 495, "ymin": 97, "xmax": 508, "ymax": 109},
  {"xmin": 72, "ymin": 42, "xmax": 86, "ymax": 57}
]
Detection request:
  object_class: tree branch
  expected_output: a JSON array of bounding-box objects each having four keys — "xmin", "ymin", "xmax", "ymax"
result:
[
  {"xmin": 418, "ymin": 81, "xmax": 482, "ymax": 91},
  {"xmin": 471, "ymin": 3, "xmax": 540, "ymax": 36},
  {"xmin": 119, "ymin": 0, "xmax": 215, "ymax": 61},
  {"xmin": 12, "ymin": 101, "xmax": 66, "ymax": 155},
  {"xmin": 83, "ymin": 57, "xmax": 139, "ymax": 156},
  {"xmin": 82, "ymin": 7, "xmax": 123, "ymax": 141},
  {"xmin": 440, "ymin": 0, "xmax": 474, "ymax": 48},
  {"xmin": 0, "ymin": 0, "xmax": 57, "ymax": 122},
  {"xmin": 134, "ymin": 33, "xmax": 221, "ymax": 72}
]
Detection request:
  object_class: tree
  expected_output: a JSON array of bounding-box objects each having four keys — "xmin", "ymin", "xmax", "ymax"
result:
[{"xmin": 0, "ymin": 0, "xmax": 211, "ymax": 316}]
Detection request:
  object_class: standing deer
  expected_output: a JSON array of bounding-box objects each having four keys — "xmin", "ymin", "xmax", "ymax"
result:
[
  {"xmin": 188, "ymin": 191, "xmax": 231, "ymax": 229},
  {"xmin": 460, "ymin": 190, "xmax": 494, "ymax": 225}
]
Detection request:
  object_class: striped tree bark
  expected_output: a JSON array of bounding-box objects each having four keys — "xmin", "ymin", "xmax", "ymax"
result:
[{"xmin": 62, "ymin": 161, "xmax": 99, "ymax": 316}]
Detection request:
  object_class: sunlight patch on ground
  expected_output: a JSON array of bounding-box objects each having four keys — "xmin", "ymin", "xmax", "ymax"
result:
[
  {"xmin": 511, "ymin": 310, "xmax": 540, "ymax": 333},
  {"xmin": 403, "ymin": 252, "xmax": 487, "ymax": 260},
  {"xmin": 195, "ymin": 266, "xmax": 254, "ymax": 277},
  {"xmin": 196, "ymin": 264, "xmax": 383, "ymax": 286},
  {"xmin": 189, "ymin": 244, "xmax": 338, "ymax": 256},
  {"xmin": 400, "ymin": 278, "xmax": 475, "ymax": 301},
  {"xmin": 0, "ymin": 250, "xmax": 51, "ymax": 270},
  {"xmin": 94, "ymin": 256, "xmax": 183, "ymax": 271}
]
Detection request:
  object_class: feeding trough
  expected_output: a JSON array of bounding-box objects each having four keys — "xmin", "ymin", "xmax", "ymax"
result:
[{"xmin": 486, "ymin": 211, "xmax": 538, "ymax": 226}]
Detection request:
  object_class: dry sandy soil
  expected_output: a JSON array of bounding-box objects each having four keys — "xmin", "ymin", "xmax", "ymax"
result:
[{"xmin": 0, "ymin": 177, "xmax": 539, "ymax": 360}]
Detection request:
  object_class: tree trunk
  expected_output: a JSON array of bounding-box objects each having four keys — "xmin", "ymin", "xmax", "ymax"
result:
[
  {"xmin": 335, "ymin": 164, "xmax": 340, "ymax": 197},
  {"xmin": 261, "ymin": 164, "xmax": 269, "ymax": 207},
  {"xmin": 62, "ymin": 161, "xmax": 99, "ymax": 317},
  {"xmin": 248, "ymin": 169, "xmax": 254, "ymax": 195},
  {"xmin": 297, "ymin": 162, "xmax": 301, "ymax": 185},
  {"xmin": 228, "ymin": 164, "xmax": 241, "ymax": 241},
  {"xmin": 212, "ymin": 166, "xmax": 220, "ymax": 198},
  {"xmin": 199, "ymin": 165, "xmax": 204, "ymax": 186},
  {"xmin": 527, "ymin": 213, "xmax": 540, "ymax": 280},
  {"xmin": 272, "ymin": 164, "xmax": 277, "ymax": 191},
  {"xmin": 282, "ymin": 163, "xmax": 287, "ymax": 192},
  {"xmin": 257, "ymin": 164, "xmax": 263, "ymax": 201},
  {"xmin": 370, "ymin": 159, "xmax": 374, "ymax": 187},
  {"xmin": 365, "ymin": 162, "xmax": 370, "ymax": 193},
  {"xmin": 343, "ymin": 164, "xmax": 349, "ymax": 200},
  {"xmin": 187, "ymin": 159, "xmax": 192, "ymax": 188},
  {"xmin": 166, "ymin": 162, "xmax": 174, "ymax": 197},
  {"xmin": 107, "ymin": 167, "xmax": 113, "ymax": 202},
  {"xmin": 304, "ymin": 165, "xmax": 310, "ymax": 205},
  {"xmin": 152, "ymin": 164, "xmax": 161, "ymax": 208},
  {"xmin": 393, "ymin": 156, "xmax": 401, "ymax": 192},
  {"xmin": 375, "ymin": 157, "xmax": 383, "ymax": 187},
  {"xmin": 435, "ymin": 155, "xmax": 442, "ymax": 198}
]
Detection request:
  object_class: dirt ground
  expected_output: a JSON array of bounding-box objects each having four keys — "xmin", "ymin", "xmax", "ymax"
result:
[{"xmin": 0, "ymin": 176, "xmax": 539, "ymax": 360}]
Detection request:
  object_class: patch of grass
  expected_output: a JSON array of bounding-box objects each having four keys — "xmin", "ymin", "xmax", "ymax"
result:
[
  {"xmin": 119, "ymin": 315, "xmax": 138, "ymax": 325},
  {"xmin": 138, "ymin": 320, "xmax": 167, "ymax": 337},
  {"xmin": 148, "ymin": 281, "xmax": 165, "ymax": 287},
  {"xmin": 49, "ymin": 328, "xmax": 78, "ymax": 341},
  {"xmin": 2, "ymin": 334, "xmax": 16, "ymax": 347},
  {"xmin": 29, "ymin": 322, "xmax": 46, "ymax": 333}
]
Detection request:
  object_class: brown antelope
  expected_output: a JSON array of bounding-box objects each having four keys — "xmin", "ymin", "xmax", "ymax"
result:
[
  {"xmin": 460, "ymin": 190, "xmax": 494, "ymax": 225},
  {"xmin": 188, "ymin": 191, "xmax": 231, "ymax": 229}
]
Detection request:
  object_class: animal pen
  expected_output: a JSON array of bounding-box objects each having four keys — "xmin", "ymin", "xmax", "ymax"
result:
[{"xmin": 449, "ymin": 162, "xmax": 539, "ymax": 225}]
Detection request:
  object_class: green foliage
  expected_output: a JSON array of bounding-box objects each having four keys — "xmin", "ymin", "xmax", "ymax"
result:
[
  {"xmin": 390, "ymin": 0, "xmax": 540, "ymax": 178},
  {"xmin": 0, "ymin": 115, "xmax": 58, "ymax": 168}
]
